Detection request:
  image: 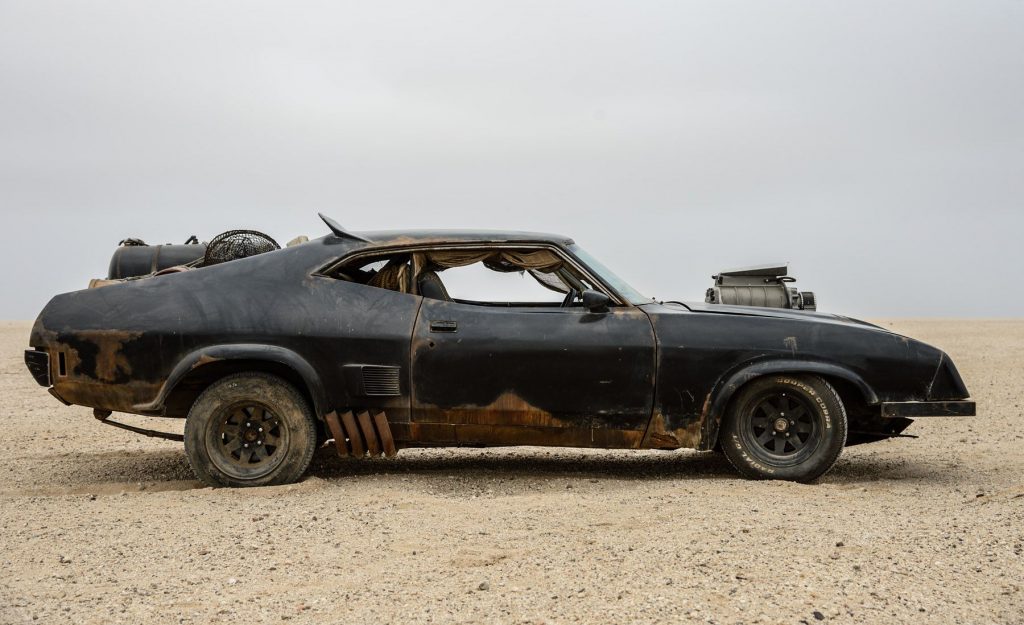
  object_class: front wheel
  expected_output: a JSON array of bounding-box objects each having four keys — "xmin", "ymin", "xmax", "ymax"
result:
[
  {"xmin": 184, "ymin": 373, "xmax": 318, "ymax": 487},
  {"xmin": 720, "ymin": 374, "xmax": 847, "ymax": 483}
]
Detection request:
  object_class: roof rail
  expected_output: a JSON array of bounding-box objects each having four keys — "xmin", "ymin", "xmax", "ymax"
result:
[{"xmin": 318, "ymin": 213, "xmax": 371, "ymax": 242}]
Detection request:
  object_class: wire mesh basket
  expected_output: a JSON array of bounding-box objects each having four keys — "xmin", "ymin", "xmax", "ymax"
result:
[{"xmin": 202, "ymin": 230, "xmax": 281, "ymax": 266}]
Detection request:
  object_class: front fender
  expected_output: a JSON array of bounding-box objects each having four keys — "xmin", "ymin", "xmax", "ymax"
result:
[
  {"xmin": 700, "ymin": 359, "xmax": 878, "ymax": 450},
  {"xmin": 136, "ymin": 344, "xmax": 330, "ymax": 419}
]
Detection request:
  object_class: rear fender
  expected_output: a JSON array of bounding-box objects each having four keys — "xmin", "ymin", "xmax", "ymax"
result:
[{"xmin": 136, "ymin": 344, "xmax": 329, "ymax": 419}]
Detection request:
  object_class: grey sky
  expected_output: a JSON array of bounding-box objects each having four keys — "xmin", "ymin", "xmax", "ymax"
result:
[{"xmin": 1, "ymin": 1, "xmax": 1021, "ymax": 320}]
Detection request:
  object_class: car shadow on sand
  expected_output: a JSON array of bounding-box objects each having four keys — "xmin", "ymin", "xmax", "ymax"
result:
[
  {"xmin": 306, "ymin": 445, "xmax": 960, "ymax": 486},
  {"xmin": 10, "ymin": 445, "xmax": 961, "ymax": 495},
  {"xmin": 307, "ymin": 446, "xmax": 734, "ymax": 482}
]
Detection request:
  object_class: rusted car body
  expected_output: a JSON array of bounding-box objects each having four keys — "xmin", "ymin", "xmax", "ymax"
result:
[{"xmin": 25, "ymin": 217, "xmax": 975, "ymax": 486}]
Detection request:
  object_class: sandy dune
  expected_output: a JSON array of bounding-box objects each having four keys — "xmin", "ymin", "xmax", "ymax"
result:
[{"xmin": 1, "ymin": 320, "xmax": 1021, "ymax": 624}]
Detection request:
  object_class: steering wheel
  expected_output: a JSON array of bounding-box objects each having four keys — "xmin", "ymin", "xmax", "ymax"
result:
[{"xmin": 561, "ymin": 288, "xmax": 580, "ymax": 308}]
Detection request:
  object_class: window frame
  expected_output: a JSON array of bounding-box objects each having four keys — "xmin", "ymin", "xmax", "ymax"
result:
[{"xmin": 317, "ymin": 242, "xmax": 631, "ymax": 307}]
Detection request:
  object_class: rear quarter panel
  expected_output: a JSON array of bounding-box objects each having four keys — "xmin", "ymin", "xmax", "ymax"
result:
[{"xmin": 29, "ymin": 238, "xmax": 420, "ymax": 420}]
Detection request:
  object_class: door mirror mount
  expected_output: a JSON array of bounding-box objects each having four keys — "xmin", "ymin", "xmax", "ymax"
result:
[{"xmin": 582, "ymin": 289, "xmax": 611, "ymax": 313}]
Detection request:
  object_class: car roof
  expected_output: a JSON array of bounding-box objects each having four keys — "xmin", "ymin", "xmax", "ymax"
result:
[{"xmin": 345, "ymin": 229, "xmax": 576, "ymax": 247}]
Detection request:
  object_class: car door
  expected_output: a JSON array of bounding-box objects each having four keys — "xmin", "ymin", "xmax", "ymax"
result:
[{"xmin": 409, "ymin": 296, "xmax": 657, "ymax": 448}]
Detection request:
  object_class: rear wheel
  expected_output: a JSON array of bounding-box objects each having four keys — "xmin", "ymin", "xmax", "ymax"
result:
[
  {"xmin": 720, "ymin": 374, "xmax": 846, "ymax": 483},
  {"xmin": 185, "ymin": 373, "xmax": 317, "ymax": 487}
]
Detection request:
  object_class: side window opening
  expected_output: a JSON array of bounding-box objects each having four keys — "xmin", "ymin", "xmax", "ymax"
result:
[
  {"xmin": 331, "ymin": 247, "xmax": 604, "ymax": 308},
  {"xmin": 333, "ymin": 254, "xmax": 414, "ymax": 293},
  {"xmin": 438, "ymin": 263, "xmax": 566, "ymax": 305}
]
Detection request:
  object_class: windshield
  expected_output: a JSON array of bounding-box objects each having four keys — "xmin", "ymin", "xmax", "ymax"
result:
[{"xmin": 568, "ymin": 244, "xmax": 651, "ymax": 305}]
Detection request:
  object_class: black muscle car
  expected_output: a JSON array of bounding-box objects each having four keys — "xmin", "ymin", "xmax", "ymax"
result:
[{"xmin": 25, "ymin": 215, "xmax": 975, "ymax": 487}]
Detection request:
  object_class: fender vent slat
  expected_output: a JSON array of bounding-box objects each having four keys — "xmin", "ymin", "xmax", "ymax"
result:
[
  {"xmin": 361, "ymin": 366, "xmax": 401, "ymax": 396},
  {"xmin": 324, "ymin": 411, "xmax": 349, "ymax": 457},
  {"xmin": 340, "ymin": 411, "xmax": 365, "ymax": 457},
  {"xmin": 356, "ymin": 410, "xmax": 381, "ymax": 456},
  {"xmin": 326, "ymin": 409, "xmax": 398, "ymax": 459},
  {"xmin": 373, "ymin": 410, "xmax": 398, "ymax": 457}
]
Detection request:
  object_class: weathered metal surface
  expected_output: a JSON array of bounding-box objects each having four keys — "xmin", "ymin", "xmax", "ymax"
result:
[
  {"xmin": 107, "ymin": 242, "xmax": 206, "ymax": 280},
  {"xmin": 339, "ymin": 411, "xmax": 365, "ymax": 457},
  {"xmin": 639, "ymin": 301, "xmax": 971, "ymax": 450},
  {"xmin": 324, "ymin": 409, "xmax": 398, "ymax": 458},
  {"xmin": 356, "ymin": 411, "xmax": 380, "ymax": 456},
  {"xmin": 324, "ymin": 410, "xmax": 348, "ymax": 457},
  {"xmin": 24, "ymin": 350, "xmax": 50, "ymax": 386},
  {"xmin": 373, "ymin": 411, "xmax": 398, "ymax": 456},
  {"xmin": 409, "ymin": 298, "xmax": 655, "ymax": 446},
  {"xmin": 29, "ymin": 239, "xmax": 421, "ymax": 421},
  {"xmin": 26, "ymin": 228, "xmax": 975, "ymax": 456},
  {"xmin": 640, "ymin": 411, "xmax": 703, "ymax": 450}
]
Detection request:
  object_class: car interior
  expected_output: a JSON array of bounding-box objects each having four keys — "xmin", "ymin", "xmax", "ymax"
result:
[{"xmin": 331, "ymin": 247, "xmax": 605, "ymax": 308}]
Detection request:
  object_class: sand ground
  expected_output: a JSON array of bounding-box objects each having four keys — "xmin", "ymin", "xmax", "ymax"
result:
[{"xmin": 0, "ymin": 320, "xmax": 1021, "ymax": 625}]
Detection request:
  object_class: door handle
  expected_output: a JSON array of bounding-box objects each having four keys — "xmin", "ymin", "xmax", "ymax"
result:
[{"xmin": 429, "ymin": 320, "xmax": 458, "ymax": 333}]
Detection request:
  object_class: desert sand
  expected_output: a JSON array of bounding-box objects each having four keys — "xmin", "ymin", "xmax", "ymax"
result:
[{"xmin": 1, "ymin": 319, "xmax": 1021, "ymax": 625}]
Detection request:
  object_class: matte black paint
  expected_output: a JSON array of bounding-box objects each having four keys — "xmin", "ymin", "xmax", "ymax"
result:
[
  {"xmin": 27, "ymin": 229, "xmax": 974, "ymax": 451},
  {"xmin": 411, "ymin": 298, "xmax": 656, "ymax": 438}
]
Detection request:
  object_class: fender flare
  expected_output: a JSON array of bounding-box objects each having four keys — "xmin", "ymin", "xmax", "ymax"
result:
[
  {"xmin": 134, "ymin": 344, "xmax": 330, "ymax": 419},
  {"xmin": 700, "ymin": 359, "xmax": 879, "ymax": 450}
]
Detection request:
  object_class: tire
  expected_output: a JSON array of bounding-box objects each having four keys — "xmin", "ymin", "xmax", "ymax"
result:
[
  {"xmin": 720, "ymin": 374, "xmax": 847, "ymax": 483},
  {"xmin": 184, "ymin": 373, "xmax": 318, "ymax": 488}
]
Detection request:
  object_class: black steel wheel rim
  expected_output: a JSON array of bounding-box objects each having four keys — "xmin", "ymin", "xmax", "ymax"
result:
[
  {"xmin": 206, "ymin": 403, "xmax": 289, "ymax": 479},
  {"xmin": 740, "ymin": 391, "xmax": 820, "ymax": 464}
]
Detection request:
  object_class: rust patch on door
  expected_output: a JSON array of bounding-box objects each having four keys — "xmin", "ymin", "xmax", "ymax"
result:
[
  {"xmin": 640, "ymin": 411, "xmax": 702, "ymax": 450},
  {"xmin": 414, "ymin": 390, "xmax": 574, "ymax": 428}
]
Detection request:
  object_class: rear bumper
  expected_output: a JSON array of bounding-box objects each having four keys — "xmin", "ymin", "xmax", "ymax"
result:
[
  {"xmin": 24, "ymin": 349, "xmax": 50, "ymax": 387},
  {"xmin": 880, "ymin": 400, "xmax": 976, "ymax": 418}
]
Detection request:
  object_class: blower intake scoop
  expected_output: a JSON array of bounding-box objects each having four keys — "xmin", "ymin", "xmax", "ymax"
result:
[{"xmin": 705, "ymin": 264, "xmax": 817, "ymax": 311}]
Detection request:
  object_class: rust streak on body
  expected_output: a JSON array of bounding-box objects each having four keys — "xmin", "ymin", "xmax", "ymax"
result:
[
  {"xmin": 641, "ymin": 411, "xmax": 702, "ymax": 449},
  {"xmin": 68, "ymin": 330, "xmax": 143, "ymax": 382},
  {"xmin": 415, "ymin": 390, "xmax": 574, "ymax": 428},
  {"xmin": 190, "ymin": 355, "xmax": 222, "ymax": 370}
]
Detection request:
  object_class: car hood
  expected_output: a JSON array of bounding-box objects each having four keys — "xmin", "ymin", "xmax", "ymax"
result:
[{"xmin": 661, "ymin": 301, "xmax": 888, "ymax": 331}]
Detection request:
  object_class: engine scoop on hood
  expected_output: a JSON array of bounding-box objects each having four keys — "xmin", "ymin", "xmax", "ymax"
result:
[{"xmin": 705, "ymin": 264, "xmax": 817, "ymax": 311}]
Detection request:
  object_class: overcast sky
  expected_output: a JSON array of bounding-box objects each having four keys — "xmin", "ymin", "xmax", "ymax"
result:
[{"xmin": 1, "ymin": 1, "xmax": 1021, "ymax": 320}]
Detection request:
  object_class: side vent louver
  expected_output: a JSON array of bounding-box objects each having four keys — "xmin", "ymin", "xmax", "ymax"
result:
[
  {"xmin": 362, "ymin": 366, "xmax": 401, "ymax": 396},
  {"xmin": 343, "ymin": 364, "xmax": 401, "ymax": 397}
]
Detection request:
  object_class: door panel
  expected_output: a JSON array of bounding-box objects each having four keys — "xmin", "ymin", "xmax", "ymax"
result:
[{"xmin": 410, "ymin": 299, "xmax": 656, "ymax": 448}]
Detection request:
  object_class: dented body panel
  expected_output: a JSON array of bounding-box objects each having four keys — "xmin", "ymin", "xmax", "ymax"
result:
[{"xmin": 27, "ymin": 229, "xmax": 974, "ymax": 453}]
